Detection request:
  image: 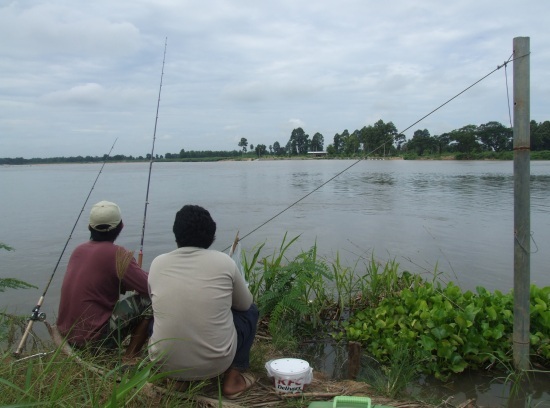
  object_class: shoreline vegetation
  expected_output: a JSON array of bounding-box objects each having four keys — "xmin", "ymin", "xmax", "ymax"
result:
[
  {"xmin": 3, "ymin": 119, "xmax": 550, "ymax": 165},
  {"xmin": 2, "ymin": 236, "xmax": 549, "ymax": 407},
  {"xmin": 2, "ymin": 150, "xmax": 550, "ymax": 166}
]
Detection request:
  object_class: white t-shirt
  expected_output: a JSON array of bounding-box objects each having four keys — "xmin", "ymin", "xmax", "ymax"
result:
[{"xmin": 148, "ymin": 247, "xmax": 252, "ymax": 380}]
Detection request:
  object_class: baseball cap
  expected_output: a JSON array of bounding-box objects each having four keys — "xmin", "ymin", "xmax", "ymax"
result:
[{"xmin": 89, "ymin": 201, "xmax": 122, "ymax": 231}]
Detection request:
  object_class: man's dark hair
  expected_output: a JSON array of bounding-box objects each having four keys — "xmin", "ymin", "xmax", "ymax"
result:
[
  {"xmin": 173, "ymin": 205, "xmax": 216, "ymax": 249},
  {"xmin": 89, "ymin": 222, "xmax": 123, "ymax": 242}
]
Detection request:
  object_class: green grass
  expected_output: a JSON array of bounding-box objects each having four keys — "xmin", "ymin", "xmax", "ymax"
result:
[
  {"xmin": 359, "ymin": 344, "xmax": 422, "ymax": 399},
  {"xmin": 4, "ymin": 235, "xmax": 548, "ymax": 406},
  {"xmin": 0, "ymin": 347, "xmax": 207, "ymax": 407}
]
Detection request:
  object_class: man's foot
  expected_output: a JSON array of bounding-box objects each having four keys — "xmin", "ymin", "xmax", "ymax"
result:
[{"xmin": 222, "ymin": 368, "xmax": 256, "ymax": 399}]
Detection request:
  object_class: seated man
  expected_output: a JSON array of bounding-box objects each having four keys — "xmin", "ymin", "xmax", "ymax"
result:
[
  {"xmin": 148, "ymin": 204, "xmax": 259, "ymax": 399},
  {"xmin": 57, "ymin": 201, "xmax": 151, "ymax": 361}
]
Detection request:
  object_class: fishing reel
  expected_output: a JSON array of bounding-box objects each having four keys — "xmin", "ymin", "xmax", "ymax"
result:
[{"xmin": 29, "ymin": 307, "xmax": 47, "ymax": 322}]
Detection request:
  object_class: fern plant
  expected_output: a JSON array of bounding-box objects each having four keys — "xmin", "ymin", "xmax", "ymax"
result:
[
  {"xmin": 0, "ymin": 278, "xmax": 37, "ymax": 293},
  {"xmin": 0, "ymin": 243, "xmax": 35, "ymax": 293},
  {"xmin": 1, "ymin": 243, "xmax": 38, "ymax": 347},
  {"xmin": 257, "ymin": 241, "xmax": 333, "ymax": 345}
]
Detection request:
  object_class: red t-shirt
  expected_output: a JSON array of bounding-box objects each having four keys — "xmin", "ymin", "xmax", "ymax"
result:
[{"xmin": 56, "ymin": 240, "xmax": 149, "ymax": 346}]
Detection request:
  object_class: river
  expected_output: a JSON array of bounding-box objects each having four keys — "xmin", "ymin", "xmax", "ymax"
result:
[
  {"xmin": 3, "ymin": 159, "xmax": 549, "ymax": 315},
  {"xmin": 1, "ymin": 159, "xmax": 549, "ymax": 405}
]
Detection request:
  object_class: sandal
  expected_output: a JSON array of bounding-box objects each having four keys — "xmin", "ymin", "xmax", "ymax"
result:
[{"xmin": 224, "ymin": 371, "xmax": 256, "ymax": 400}]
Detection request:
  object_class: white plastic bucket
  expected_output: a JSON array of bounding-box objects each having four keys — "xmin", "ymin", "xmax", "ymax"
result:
[{"xmin": 265, "ymin": 358, "xmax": 313, "ymax": 393}]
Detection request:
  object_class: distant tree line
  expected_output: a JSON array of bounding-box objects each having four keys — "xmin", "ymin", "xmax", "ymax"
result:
[
  {"xmin": 403, "ymin": 119, "xmax": 550, "ymax": 157},
  {"xmin": 2, "ymin": 120, "xmax": 550, "ymax": 165},
  {"xmin": 0, "ymin": 154, "xmax": 138, "ymax": 165},
  {"xmin": 324, "ymin": 119, "xmax": 550, "ymax": 158},
  {"xmin": 236, "ymin": 119, "xmax": 550, "ymax": 159},
  {"xmin": 166, "ymin": 150, "xmax": 241, "ymax": 159},
  {"xmin": 0, "ymin": 150, "xmax": 242, "ymax": 165}
]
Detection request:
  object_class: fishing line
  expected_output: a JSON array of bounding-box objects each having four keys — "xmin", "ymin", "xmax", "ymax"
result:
[
  {"xmin": 502, "ymin": 53, "xmax": 514, "ymax": 128},
  {"xmin": 14, "ymin": 138, "xmax": 118, "ymax": 357},
  {"xmin": 138, "ymin": 37, "xmax": 167, "ymax": 268},
  {"xmin": 224, "ymin": 54, "xmax": 521, "ymax": 251},
  {"xmin": 222, "ymin": 148, "xmax": 381, "ymax": 252},
  {"xmin": 398, "ymin": 53, "xmax": 522, "ymax": 136}
]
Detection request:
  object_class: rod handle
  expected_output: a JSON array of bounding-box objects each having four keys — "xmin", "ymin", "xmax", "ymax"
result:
[{"xmin": 138, "ymin": 250, "xmax": 143, "ymax": 268}]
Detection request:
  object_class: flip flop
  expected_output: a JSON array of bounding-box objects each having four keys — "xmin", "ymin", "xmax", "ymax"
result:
[{"xmin": 224, "ymin": 371, "xmax": 256, "ymax": 400}]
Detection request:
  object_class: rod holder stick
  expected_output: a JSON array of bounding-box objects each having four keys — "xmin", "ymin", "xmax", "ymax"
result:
[{"xmin": 512, "ymin": 36, "xmax": 530, "ymax": 371}]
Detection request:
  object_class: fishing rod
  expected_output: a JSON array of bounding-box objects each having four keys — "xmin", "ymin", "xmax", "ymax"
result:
[
  {"xmin": 138, "ymin": 37, "xmax": 167, "ymax": 268},
  {"xmin": 14, "ymin": 138, "xmax": 118, "ymax": 357}
]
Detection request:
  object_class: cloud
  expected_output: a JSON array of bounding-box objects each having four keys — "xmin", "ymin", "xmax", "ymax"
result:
[
  {"xmin": 42, "ymin": 83, "xmax": 106, "ymax": 105},
  {"xmin": 1, "ymin": 0, "xmax": 549, "ymax": 157},
  {"xmin": 1, "ymin": 2, "xmax": 140, "ymax": 59}
]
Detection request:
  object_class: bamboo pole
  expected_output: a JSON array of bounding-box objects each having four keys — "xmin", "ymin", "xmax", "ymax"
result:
[
  {"xmin": 512, "ymin": 36, "xmax": 530, "ymax": 370},
  {"xmin": 347, "ymin": 341, "xmax": 361, "ymax": 380}
]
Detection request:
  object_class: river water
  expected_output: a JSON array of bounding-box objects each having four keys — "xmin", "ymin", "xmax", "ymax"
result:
[{"xmin": 1, "ymin": 159, "xmax": 549, "ymax": 405}]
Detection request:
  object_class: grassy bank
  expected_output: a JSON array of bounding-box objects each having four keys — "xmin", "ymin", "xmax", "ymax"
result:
[{"xmin": 2, "ymin": 236, "xmax": 549, "ymax": 407}]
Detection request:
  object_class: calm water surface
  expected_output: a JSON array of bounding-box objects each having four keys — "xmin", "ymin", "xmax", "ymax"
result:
[
  {"xmin": 2, "ymin": 159, "xmax": 550, "ymax": 314},
  {"xmin": 1, "ymin": 159, "xmax": 549, "ymax": 406}
]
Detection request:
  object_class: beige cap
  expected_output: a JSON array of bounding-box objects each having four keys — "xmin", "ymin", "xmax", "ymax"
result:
[{"xmin": 89, "ymin": 201, "xmax": 122, "ymax": 231}]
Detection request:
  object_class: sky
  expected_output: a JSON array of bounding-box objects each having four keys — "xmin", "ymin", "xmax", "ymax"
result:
[{"xmin": 1, "ymin": 0, "xmax": 548, "ymax": 159}]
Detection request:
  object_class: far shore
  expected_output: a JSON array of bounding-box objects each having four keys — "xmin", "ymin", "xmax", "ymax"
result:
[{"xmin": 4, "ymin": 150, "xmax": 550, "ymax": 166}]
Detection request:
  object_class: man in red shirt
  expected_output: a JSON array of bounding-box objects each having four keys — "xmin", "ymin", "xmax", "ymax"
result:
[{"xmin": 57, "ymin": 201, "xmax": 150, "ymax": 361}]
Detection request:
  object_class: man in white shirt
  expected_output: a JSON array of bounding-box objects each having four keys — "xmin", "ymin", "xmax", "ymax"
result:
[{"xmin": 148, "ymin": 204, "xmax": 258, "ymax": 399}]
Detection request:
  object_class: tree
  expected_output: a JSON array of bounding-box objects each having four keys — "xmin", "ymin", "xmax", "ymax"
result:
[
  {"xmin": 333, "ymin": 133, "xmax": 343, "ymax": 154},
  {"xmin": 337, "ymin": 130, "xmax": 351, "ymax": 155},
  {"xmin": 238, "ymin": 138, "xmax": 248, "ymax": 154},
  {"xmin": 435, "ymin": 133, "xmax": 452, "ymax": 154},
  {"xmin": 359, "ymin": 120, "xmax": 398, "ymax": 156},
  {"xmin": 288, "ymin": 128, "xmax": 310, "ymax": 155},
  {"xmin": 310, "ymin": 132, "xmax": 324, "ymax": 151},
  {"xmin": 538, "ymin": 121, "xmax": 550, "ymax": 150},
  {"xmin": 478, "ymin": 121, "xmax": 512, "ymax": 152},
  {"xmin": 395, "ymin": 133, "xmax": 406, "ymax": 151},
  {"xmin": 449, "ymin": 125, "xmax": 481, "ymax": 153},
  {"xmin": 531, "ymin": 120, "xmax": 550, "ymax": 151},
  {"xmin": 342, "ymin": 130, "xmax": 360, "ymax": 155},
  {"xmin": 250, "ymin": 144, "xmax": 254, "ymax": 152},
  {"xmin": 531, "ymin": 120, "xmax": 541, "ymax": 150},
  {"xmin": 273, "ymin": 141, "xmax": 282, "ymax": 155},
  {"xmin": 406, "ymin": 129, "xmax": 436, "ymax": 156},
  {"xmin": 255, "ymin": 144, "xmax": 267, "ymax": 157}
]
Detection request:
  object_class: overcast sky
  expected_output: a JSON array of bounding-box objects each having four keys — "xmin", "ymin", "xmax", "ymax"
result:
[{"xmin": 1, "ymin": 1, "xmax": 548, "ymax": 158}]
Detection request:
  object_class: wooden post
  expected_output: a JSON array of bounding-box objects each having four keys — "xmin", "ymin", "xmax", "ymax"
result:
[
  {"xmin": 513, "ymin": 36, "xmax": 530, "ymax": 370},
  {"xmin": 348, "ymin": 341, "xmax": 362, "ymax": 380}
]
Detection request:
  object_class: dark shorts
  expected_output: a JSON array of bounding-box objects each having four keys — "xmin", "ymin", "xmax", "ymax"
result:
[{"xmin": 231, "ymin": 303, "xmax": 259, "ymax": 370}]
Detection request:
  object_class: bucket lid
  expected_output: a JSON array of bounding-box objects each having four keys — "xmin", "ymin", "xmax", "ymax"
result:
[{"xmin": 268, "ymin": 358, "xmax": 310, "ymax": 375}]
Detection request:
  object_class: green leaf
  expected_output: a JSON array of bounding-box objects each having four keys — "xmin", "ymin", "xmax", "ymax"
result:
[
  {"xmin": 431, "ymin": 326, "xmax": 450, "ymax": 340},
  {"xmin": 455, "ymin": 314, "xmax": 468, "ymax": 329},
  {"xmin": 485, "ymin": 306, "xmax": 497, "ymax": 320},
  {"xmin": 419, "ymin": 335, "xmax": 437, "ymax": 351},
  {"xmin": 464, "ymin": 303, "xmax": 480, "ymax": 322},
  {"xmin": 436, "ymin": 340, "xmax": 455, "ymax": 359},
  {"xmin": 375, "ymin": 319, "xmax": 386, "ymax": 329},
  {"xmin": 450, "ymin": 354, "xmax": 468, "ymax": 373},
  {"xmin": 450, "ymin": 333, "xmax": 465, "ymax": 346}
]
